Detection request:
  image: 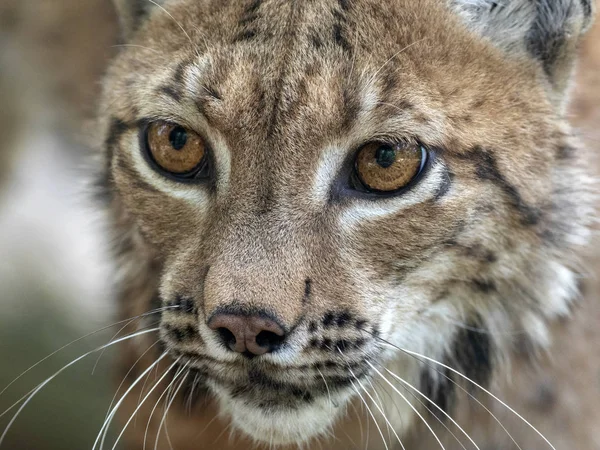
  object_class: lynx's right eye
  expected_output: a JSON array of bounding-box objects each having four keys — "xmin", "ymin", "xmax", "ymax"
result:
[{"xmin": 145, "ymin": 122, "xmax": 208, "ymax": 179}]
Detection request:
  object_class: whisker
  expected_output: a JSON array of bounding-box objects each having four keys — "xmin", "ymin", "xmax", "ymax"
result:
[
  {"xmin": 0, "ymin": 308, "xmax": 175, "ymax": 399},
  {"xmin": 363, "ymin": 329, "xmax": 525, "ymax": 450},
  {"xmin": 154, "ymin": 364, "xmax": 189, "ymax": 450},
  {"xmin": 0, "ymin": 328, "xmax": 161, "ymax": 448},
  {"xmin": 366, "ymin": 363, "xmax": 446, "ymax": 449},
  {"xmin": 105, "ymin": 340, "xmax": 160, "ymax": 421},
  {"xmin": 349, "ymin": 378, "xmax": 389, "ymax": 450},
  {"xmin": 377, "ymin": 364, "xmax": 480, "ymax": 449},
  {"xmin": 92, "ymin": 315, "xmax": 162, "ymax": 375},
  {"xmin": 349, "ymin": 369, "xmax": 406, "ymax": 450},
  {"xmin": 94, "ymin": 352, "xmax": 168, "ymax": 450},
  {"xmin": 380, "ymin": 338, "xmax": 551, "ymax": 449},
  {"xmin": 110, "ymin": 357, "xmax": 181, "ymax": 450},
  {"xmin": 315, "ymin": 368, "xmax": 334, "ymax": 414}
]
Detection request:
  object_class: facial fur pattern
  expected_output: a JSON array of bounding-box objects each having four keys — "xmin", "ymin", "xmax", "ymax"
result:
[{"xmin": 99, "ymin": 0, "xmax": 596, "ymax": 447}]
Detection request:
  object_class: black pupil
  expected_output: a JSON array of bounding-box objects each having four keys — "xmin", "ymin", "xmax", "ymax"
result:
[
  {"xmin": 375, "ymin": 146, "xmax": 396, "ymax": 168},
  {"xmin": 169, "ymin": 127, "xmax": 188, "ymax": 151}
]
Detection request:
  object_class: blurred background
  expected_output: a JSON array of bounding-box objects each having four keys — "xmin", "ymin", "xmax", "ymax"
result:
[{"xmin": 0, "ymin": 2, "xmax": 597, "ymax": 450}]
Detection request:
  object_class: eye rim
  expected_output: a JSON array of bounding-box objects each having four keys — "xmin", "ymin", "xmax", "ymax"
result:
[
  {"xmin": 349, "ymin": 141, "xmax": 430, "ymax": 196},
  {"xmin": 140, "ymin": 120, "xmax": 213, "ymax": 183}
]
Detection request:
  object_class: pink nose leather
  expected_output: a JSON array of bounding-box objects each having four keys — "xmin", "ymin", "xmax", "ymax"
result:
[{"xmin": 208, "ymin": 314, "xmax": 285, "ymax": 356}]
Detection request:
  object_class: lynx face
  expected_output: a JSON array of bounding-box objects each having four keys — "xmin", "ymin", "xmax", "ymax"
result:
[{"xmin": 101, "ymin": 0, "xmax": 595, "ymax": 446}]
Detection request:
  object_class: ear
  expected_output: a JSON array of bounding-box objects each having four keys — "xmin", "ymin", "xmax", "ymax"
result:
[
  {"xmin": 112, "ymin": 0, "xmax": 166, "ymax": 39},
  {"xmin": 449, "ymin": 0, "xmax": 595, "ymax": 107}
]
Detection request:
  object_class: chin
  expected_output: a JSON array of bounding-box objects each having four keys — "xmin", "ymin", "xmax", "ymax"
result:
[{"xmin": 209, "ymin": 380, "xmax": 352, "ymax": 446}]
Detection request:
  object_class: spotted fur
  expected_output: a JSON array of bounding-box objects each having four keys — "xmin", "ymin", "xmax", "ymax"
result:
[{"xmin": 101, "ymin": 0, "xmax": 596, "ymax": 448}]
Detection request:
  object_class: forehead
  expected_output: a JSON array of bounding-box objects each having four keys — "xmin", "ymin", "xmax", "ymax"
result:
[{"xmin": 110, "ymin": 0, "xmax": 545, "ymax": 154}]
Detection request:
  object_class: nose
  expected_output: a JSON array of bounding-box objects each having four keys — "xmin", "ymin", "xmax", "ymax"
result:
[{"xmin": 207, "ymin": 314, "xmax": 286, "ymax": 357}]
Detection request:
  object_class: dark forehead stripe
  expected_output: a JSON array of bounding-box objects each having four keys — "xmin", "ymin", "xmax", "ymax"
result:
[
  {"xmin": 460, "ymin": 147, "xmax": 541, "ymax": 226},
  {"xmin": 233, "ymin": 0, "xmax": 264, "ymax": 42}
]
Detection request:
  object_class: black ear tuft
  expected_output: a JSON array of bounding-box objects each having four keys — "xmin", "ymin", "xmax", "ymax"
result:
[
  {"xmin": 113, "ymin": 0, "xmax": 165, "ymax": 39},
  {"xmin": 450, "ymin": 0, "xmax": 596, "ymax": 106}
]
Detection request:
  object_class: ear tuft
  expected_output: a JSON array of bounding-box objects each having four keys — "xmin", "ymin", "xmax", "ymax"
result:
[{"xmin": 450, "ymin": 0, "xmax": 596, "ymax": 105}]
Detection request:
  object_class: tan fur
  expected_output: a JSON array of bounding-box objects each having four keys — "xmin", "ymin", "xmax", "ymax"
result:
[{"xmin": 96, "ymin": 0, "xmax": 597, "ymax": 448}]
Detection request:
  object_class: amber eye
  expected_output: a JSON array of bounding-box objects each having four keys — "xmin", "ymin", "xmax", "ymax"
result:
[
  {"xmin": 354, "ymin": 142, "xmax": 427, "ymax": 193},
  {"xmin": 146, "ymin": 122, "xmax": 207, "ymax": 176}
]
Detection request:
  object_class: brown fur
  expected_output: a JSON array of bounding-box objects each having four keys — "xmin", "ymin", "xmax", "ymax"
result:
[{"xmin": 95, "ymin": 0, "xmax": 597, "ymax": 448}]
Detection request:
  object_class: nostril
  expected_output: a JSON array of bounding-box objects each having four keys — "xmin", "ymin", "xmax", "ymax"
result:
[
  {"xmin": 216, "ymin": 327, "xmax": 236, "ymax": 349},
  {"xmin": 255, "ymin": 330, "xmax": 285, "ymax": 350}
]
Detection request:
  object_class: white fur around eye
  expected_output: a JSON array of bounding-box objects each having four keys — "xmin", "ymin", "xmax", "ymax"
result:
[
  {"xmin": 340, "ymin": 161, "xmax": 447, "ymax": 231},
  {"xmin": 122, "ymin": 132, "xmax": 211, "ymax": 205}
]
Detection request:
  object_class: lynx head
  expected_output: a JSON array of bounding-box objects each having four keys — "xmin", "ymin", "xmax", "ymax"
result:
[{"xmin": 101, "ymin": 0, "xmax": 595, "ymax": 445}]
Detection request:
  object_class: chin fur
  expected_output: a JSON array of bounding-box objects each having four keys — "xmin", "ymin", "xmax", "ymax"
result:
[{"xmin": 209, "ymin": 380, "xmax": 352, "ymax": 446}]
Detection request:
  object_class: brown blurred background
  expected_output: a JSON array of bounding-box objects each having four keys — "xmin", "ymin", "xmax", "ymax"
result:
[{"xmin": 0, "ymin": 2, "xmax": 597, "ymax": 450}]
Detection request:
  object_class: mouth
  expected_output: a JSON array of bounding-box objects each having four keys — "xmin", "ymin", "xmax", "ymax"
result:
[{"xmin": 171, "ymin": 352, "xmax": 372, "ymax": 445}]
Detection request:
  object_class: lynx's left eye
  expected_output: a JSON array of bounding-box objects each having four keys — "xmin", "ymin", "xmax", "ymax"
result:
[{"xmin": 353, "ymin": 142, "xmax": 427, "ymax": 193}]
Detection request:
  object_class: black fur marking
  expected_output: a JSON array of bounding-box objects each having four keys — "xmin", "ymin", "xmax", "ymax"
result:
[
  {"xmin": 434, "ymin": 171, "xmax": 454, "ymax": 201},
  {"xmin": 310, "ymin": 338, "xmax": 320, "ymax": 348},
  {"xmin": 463, "ymin": 147, "xmax": 541, "ymax": 225},
  {"xmin": 234, "ymin": 29, "xmax": 257, "ymax": 42},
  {"xmin": 308, "ymin": 321, "xmax": 318, "ymax": 333},
  {"xmin": 323, "ymin": 312, "xmax": 335, "ymax": 327},
  {"xmin": 581, "ymin": 0, "xmax": 592, "ymax": 18},
  {"xmin": 556, "ymin": 144, "xmax": 575, "ymax": 160},
  {"xmin": 173, "ymin": 61, "xmax": 188, "ymax": 85},
  {"xmin": 332, "ymin": 9, "xmax": 352, "ymax": 53},
  {"xmin": 336, "ymin": 311, "xmax": 352, "ymax": 327},
  {"xmin": 526, "ymin": 1, "xmax": 570, "ymax": 78},
  {"xmin": 453, "ymin": 318, "xmax": 494, "ymax": 387},
  {"xmin": 159, "ymin": 85, "xmax": 182, "ymax": 102},
  {"xmin": 177, "ymin": 296, "xmax": 197, "ymax": 315},
  {"xmin": 166, "ymin": 325, "xmax": 186, "ymax": 342},
  {"xmin": 420, "ymin": 366, "xmax": 454, "ymax": 420},
  {"xmin": 321, "ymin": 338, "xmax": 333, "ymax": 350},
  {"xmin": 471, "ymin": 278, "xmax": 497, "ymax": 293},
  {"xmin": 303, "ymin": 279, "xmax": 312, "ymax": 304},
  {"xmin": 355, "ymin": 319, "xmax": 368, "ymax": 330}
]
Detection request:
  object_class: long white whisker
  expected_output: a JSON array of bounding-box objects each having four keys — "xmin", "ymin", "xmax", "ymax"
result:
[
  {"xmin": 154, "ymin": 366, "xmax": 189, "ymax": 450},
  {"xmin": 315, "ymin": 368, "xmax": 333, "ymax": 414},
  {"xmin": 143, "ymin": 365, "xmax": 186, "ymax": 450},
  {"xmin": 349, "ymin": 379, "xmax": 389, "ymax": 450},
  {"xmin": 0, "ymin": 308, "xmax": 174, "ymax": 399},
  {"xmin": 367, "ymin": 363, "xmax": 446, "ymax": 450},
  {"xmin": 105, "ymin": 340, "xmax": 160, "ymax": 421},
  {"xmin": 94, "ymin": 352, "xmax": 168, "ymax": 450},
  {"xmin": 365, "ymin": 331, "xmax": 523, "ymax": 449},
  {"xmin": 0, "ymin": 328, "xmax": 160, "ymax": 447},
  {"xmin": 110, "ymin": 357, "xmax": 181, "ymax": 450},
  {"xmin": 350, "ymin": 369, "xmax": 406, "ymax": 450},
  {"xmin": 92, "ymin": 316, "xmax": 162, "ymax": 375},
  {"xmin": 379, "ymin": 365, "xmax": 480, "ymax": 450},
  {"xmin": 394, "ymin": 346, "xmax": 551, "ymax": 449}
]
